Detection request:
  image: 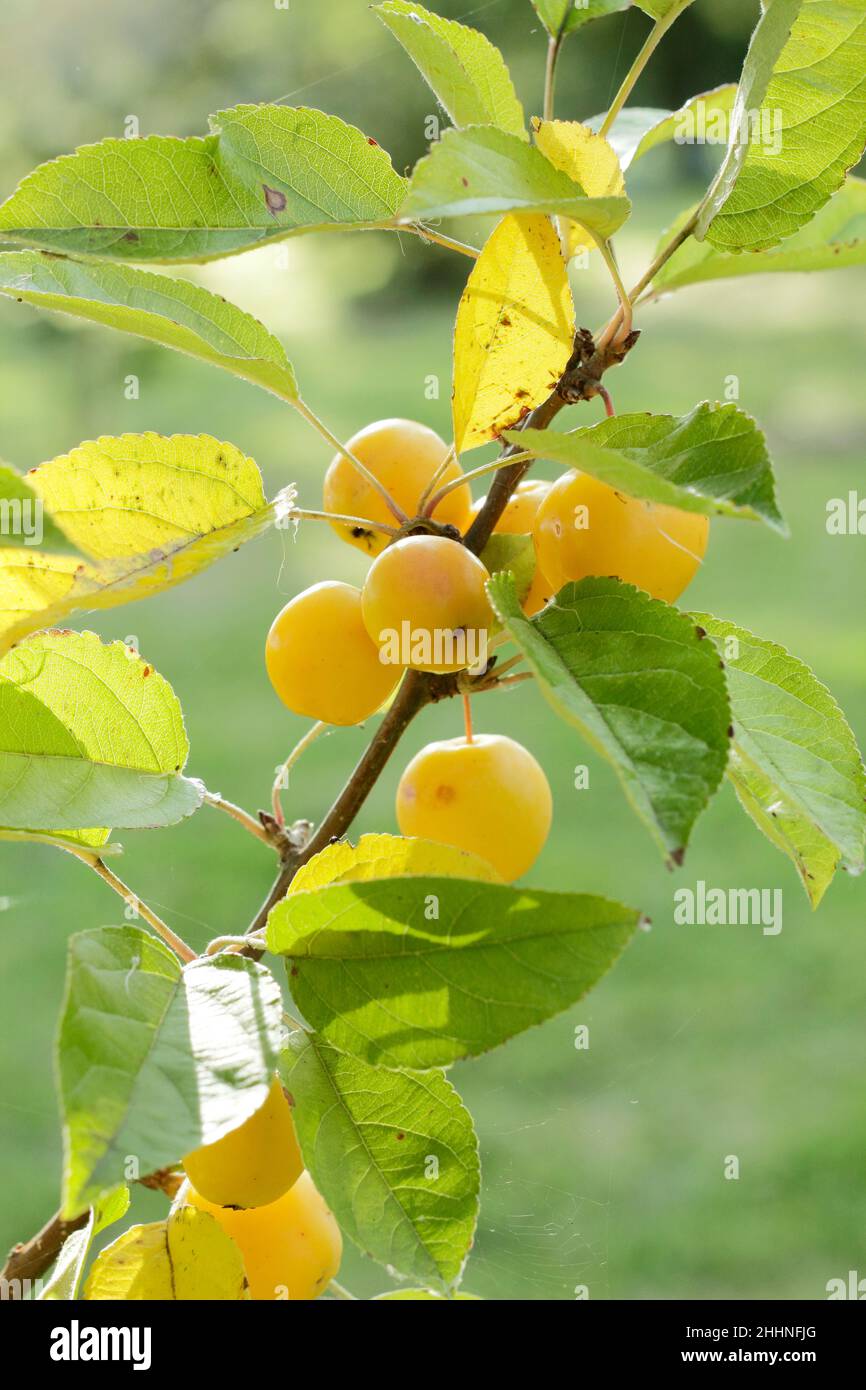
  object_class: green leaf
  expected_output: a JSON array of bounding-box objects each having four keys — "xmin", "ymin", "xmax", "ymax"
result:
[
  {"xmin": 39, "ymin": 1187, "xmax": 130, "ymax": 1301},
  {"xmin": 595, "ymin": 85, "xmax": 737, "ymax": 171},
  {"xmin": 0, "ymin": 434, "xmax": 294, "ymax": 655},
  {"xmin": 480, "ymin": 531, "xmax": 537, "ymax": 608},
  {"xmin": 530, "ymin": 1, "xmax": 631, "ymax": 37},
  {"xmin": 281, "ymin": 1032, "xmax": 480, "ymax": 1292},
  {"xmin": 59, "ymin": 925, "xmax": 284, "ymax": 1216},
  {"xmin": 653, "ymin": 178, "xmax": 866, "ymax": 294},
  {"xmin": 269, "ymin": 877, "xmax": 638, "ymax": 1069},
  {"xmin": 489, "ymin": 573, "xmax": 731, "ymax": 862},
  {"xmin": 0, "ymin": 630, "xmax": 203, "ymax": 837},
  {"xmin": 698, "ymin": 0, "xmax": 866, "ymax": 251},
  {"xmin": 505, "ymin": 402, "xmax": 786, "ymax": 533},
  {"xmin": 399, "ymin": 126, "xmax": 630, "ymax": 235},
  {"xmin": 375, "ymin": 2, "xmax": 525, "ymax": 138},
  {"xmin": 636, "ymin": 0, "xmax": 695, "ymax": 18},
  {"xmin": 289, "ymin": 832, "xmax": 503, "ymax": 893},
  {"xmin": 0, "ymin": 252, "xmax": 298, "ymax": 402},
  {"xmin": 0, "ymin": 107, "xmax": 406, "ymax": 262},
  {"xmin": 691, "ymin": 614, "xmax": 866, "ymax": 907}
]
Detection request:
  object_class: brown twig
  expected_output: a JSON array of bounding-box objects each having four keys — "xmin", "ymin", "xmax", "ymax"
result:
[{"xmin": 1, "ymin": 1209, "xmax": 89, "ymax": 1290}]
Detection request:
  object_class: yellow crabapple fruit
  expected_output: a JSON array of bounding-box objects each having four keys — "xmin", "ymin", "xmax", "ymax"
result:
[
  {"xmin": 186, "ymin": 1171, "xmax": 342, "ymax": 1301},
  {"xmin": 182, "ymin": 1077, "xmax": 303, "ymax": 1211},
  {"xmin": 473, "ymin": 478, "xmax": 556, "ymax": 616},
  {"xmin": 265, "ymin": 581, "xmax": 399, "ymax": 726},
  {"xmin": 533, "ymin": 471, "xmax": 709, "ymax": 604},
  {"xmin": 323, "ymin": 418, "xmax": 472, "ymax": 554},
  {"xmin": 396, "ymin": 733, "xmax": 552, "ymax": 882},
  {"xmin": 361, "ymin": 535, "xmax": 492, "ymax": 675}
]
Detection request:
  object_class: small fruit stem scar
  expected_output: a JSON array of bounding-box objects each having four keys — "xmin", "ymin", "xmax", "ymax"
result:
[
  {"xmin": 273, "ymin": 721, "xmax": 327, "ymax": 827},
  {"xmin": 64, "ymin": 847, "xmax": 197, "ymax": 963},
  {"xmin": 463, "ymin": 692, "xmax": 474, "ymax": 743},
  {"xmin": 290, "ymin": 506, "xmax": 399, "ymax": 538},
  {"xmin": 425, "ymin": 448, "xmax": 534, "ymax": 516},
  {"xmin": 203, "ymin": 791, "xmax": 276, "ymax": 846},
  {"xmin": 294, "ymin": 399, "xmax": 410, "ymax": 525},
  {"xmin": 416, "ymin": 443, "xmax": 458, "ymax": 515}
]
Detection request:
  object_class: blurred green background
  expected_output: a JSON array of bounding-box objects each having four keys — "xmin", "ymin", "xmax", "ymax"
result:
[{"xmin": 1, "ymin": 0, "xmax": 864, "ymax": 1301}]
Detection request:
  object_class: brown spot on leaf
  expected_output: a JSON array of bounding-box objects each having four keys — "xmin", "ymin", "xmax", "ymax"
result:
[
  {"xmin": 142, "ymin": 666, "xmax": 152, "ymax": 678},
  {"xmin": 396, "ymin": 1132, "xmax": 405, "ymax": 1141},
  {"xmin": 435, "ymin": 784, "xmax": 456, "ymax": 804},
  {"xmin": 727, "ymin": 725, "xmax": 734, "ymax": 738},
  {"xmin": 500, "ymin": 313, "xmax": 512, "ymax": 327},
  {"xmin": 122, "ymin": 230, "xmax": 139, "ymax": 243},
  {"xmin": 367, "ymin": 136, "xmax": 379, "ymax": 146},
  {"xmin": 290, "ymin": 964, "xmax": 299, "ymax": 977},
  {"xmin": 461, "ymin": 177, "xmax": 469, "ymax": 187},
  {"xmin": 670, "ymin": 847, "xmax": 685, "ymax": 867},
  {"xmin": 263, "ymin": 184, "xmax": 288, "ymax": 215},
  {"xmin": 695, "ymin": 625, "xmax": 707, "ymax": 639}
]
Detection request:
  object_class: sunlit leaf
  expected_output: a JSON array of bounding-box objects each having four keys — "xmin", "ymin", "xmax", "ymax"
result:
[
  {"xmin": 692, "ymin": 613, "xmax": 866, "ymax": 907},
  {"xmin": 270, "ymin": 877, "xmax": 638, "ymax": 1068},
  {"xmin": 698, "ymin": 0, "xmax": 866, "ymax": 251},
  {"xmin": 375, "ymin": 2, "xmax": 525, "ymax": 137},
  {"xmin": 39, "ymin": 1188, "xmax": 130, "ymax": 1301},
  {"xmin": 595, "ymin": 85, "xmax": 737, "ymax": 171},
  {"xmin": 530, "ymin": 0, "xmax": 631, "ymax": 37},
  {"xmin": 282, "ymin": 1032, "xmax": 480, "ymax": 1291},
  {"xmin": 0, "ymin": 435, "xmax": 294, "ymax": 654},
  {"xmin": 0, "ymin": 252, "xmax": 298, "ymax": 401},
  {"xmin": 636, "ymin": 0, "xmax": 695, "ymax": 17},
  {"xmin": 488, "ymin": 573, "xmax": 731, "ymax": 862},
  {"xmin": 400, "ymin": 125, "xmax": 630, "ymax": 235},
  {"xmin": 0, "ymin": 106, "xmax": 406, "ymax": 262},
  {"xmin": 532, "ymin": 117, "xmax": 624, "ymax": 254},
  {"xmin": 504, "ymin": 402, "xmax": 786, "ymax": 533},
  {"xmin": 59, "ymin": 925, "xmax": 284, "ymax": 1215},
  {"xmin": 0, "ymin": 629, "xmax": 202, "ymax": 837},
  {"xmin": 289, "ymin": 832, "xmax": 502, "ymax": 894},
  {"xmin": 452, "ymin": 214, "xmax": 574, "ymax": 453},
  {"xmin": 0, "ymin": 458, "xmax": 71, "ymax": 551},
  {"xmin": 83, "ymin": 1207, "xmax": 249, "ymax": 1300},
  {"xmin": 652, "ymin": 178, "xmax": 866, "ymax": 294}
]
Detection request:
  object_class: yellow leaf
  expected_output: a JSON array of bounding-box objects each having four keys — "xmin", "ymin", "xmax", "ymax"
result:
[
  {"xmin": 84, "ymin": 1206, "xmax": 249, "ymax": 1301},
  {"xmin": 289, "ymin": 832, "xmax": 504, "ymax": 894},
  {"xmin": 452, "ymin": 213, "xmax": 574, "ymax": 453},
  {"xmin": 532, "ymin": 118, "xmax": 625, "ymax": 256},
  {"xmin": 0, "ymin": 550, "xmax": 90, "ymax": 637},
  {"xmin": 0, "ymin": 434, "xmax": 294, "ymax": 656}
]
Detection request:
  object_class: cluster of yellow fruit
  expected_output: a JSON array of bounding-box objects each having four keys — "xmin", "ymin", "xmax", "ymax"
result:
[
  {"xmin": 181, "ymin": 1078, "xmax": 341, "ymax": 1300},
  {"xmin": 266, "ymin": 419, "xmax": 708, "ymax": 883}
]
